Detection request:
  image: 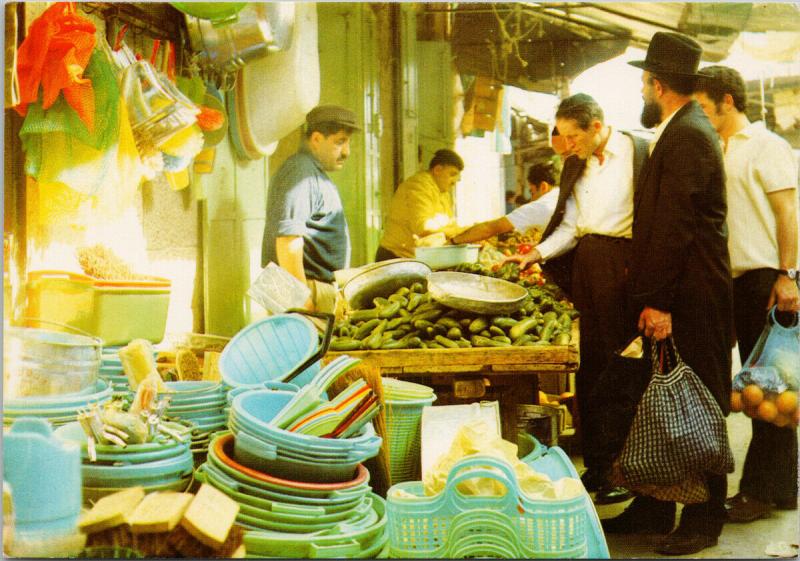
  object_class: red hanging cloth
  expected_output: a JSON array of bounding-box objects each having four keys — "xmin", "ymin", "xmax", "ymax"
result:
[{"xmin": 14, "ymin": 2, "xmax": 97, "ymax": 131}]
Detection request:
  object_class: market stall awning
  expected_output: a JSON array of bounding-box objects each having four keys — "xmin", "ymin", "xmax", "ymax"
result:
[{"xmin": 448, "ymin": 2, "xmax": 800, "ymax": 94}]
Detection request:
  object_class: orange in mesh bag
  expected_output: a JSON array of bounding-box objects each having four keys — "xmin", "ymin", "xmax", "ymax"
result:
[{"xmin": 14, "ymin": 2, "xmax": 96, "ymax": 131}]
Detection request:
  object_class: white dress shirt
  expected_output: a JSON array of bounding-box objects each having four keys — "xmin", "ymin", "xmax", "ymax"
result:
[
  {"xmin": 507, "ymin": 188, "xmax": 560, "ymax": 232},
  {"xmin": 537, "ymin": 129, "xmax": 636, "ymax": 260}
]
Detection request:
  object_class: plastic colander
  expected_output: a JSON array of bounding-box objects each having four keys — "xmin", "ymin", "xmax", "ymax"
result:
[{"xmin": 219, "ymin": 311, "xmax": 333, "ymax": 389}]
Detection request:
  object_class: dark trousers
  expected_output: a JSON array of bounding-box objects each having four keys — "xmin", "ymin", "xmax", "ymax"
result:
[
  {"xmin": 374, "ymin": 246, "xmax": 400, "ymax": 262},
  {"xmin": 570, "ymin": 235, "xmax": 635, "ymax": 473},
  {"xmin": 734, "ymin": 268, "xmax": 798, "ymax": 503}
]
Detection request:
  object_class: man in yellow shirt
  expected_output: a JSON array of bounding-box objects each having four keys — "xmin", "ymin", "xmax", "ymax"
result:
[{"xmin": 375, "ymin": 149, "xmax": 465, "ymax": 260}]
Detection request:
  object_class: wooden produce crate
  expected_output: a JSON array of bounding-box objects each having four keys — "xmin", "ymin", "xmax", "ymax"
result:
[{"xmin": 328, "ymin": 321, "xmax": 580, "ymax": 438}]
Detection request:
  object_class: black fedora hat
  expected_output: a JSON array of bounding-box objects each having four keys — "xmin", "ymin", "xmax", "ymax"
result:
[{"xmin": 628, "ymin": 32, "xmax": 703, "ymax": 77}]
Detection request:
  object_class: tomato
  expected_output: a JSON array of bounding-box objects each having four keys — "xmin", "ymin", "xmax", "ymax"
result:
[{"xmin": 517, "ymin": 243, "xmax": 532, "ymax": 255}]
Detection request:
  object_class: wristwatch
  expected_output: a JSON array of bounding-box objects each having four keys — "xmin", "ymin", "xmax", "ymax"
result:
[{"xmin": 778, "ymin": 268, "xmax": 799, "ymax": 283}]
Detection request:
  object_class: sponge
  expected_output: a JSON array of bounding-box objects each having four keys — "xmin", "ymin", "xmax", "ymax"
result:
[
  {"xmin": 79, "ymin": 486, "xmax": 145, "ymax": 534},
  {"xmin": 180, "ymin": 484, "xmax": 239, "ymax": 550}
]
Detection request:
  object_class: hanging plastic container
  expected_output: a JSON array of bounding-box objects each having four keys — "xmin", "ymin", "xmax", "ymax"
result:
[{"xmin": 2, "ymin": 418, "xmax": 82, "ymax": 535}]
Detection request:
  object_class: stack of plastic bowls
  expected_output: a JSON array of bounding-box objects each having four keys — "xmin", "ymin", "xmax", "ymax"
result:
[
  {"xmin": 228, "ymin": 389, "xmax": 382, "ymax": 483},
  {"xmin": 383, "ymin": 378, "xmax": 436, "ymax": 484},
  {"xmin": 197, "ymin": 432, "xmax": 388, "ymax": 557},
  {"xmin": 161, "ymin": 381, "xmax": 229, "ymax": 463},
  {"xmin": 3, "ymin": 379, "xmax": 112, "ymax": 428},
  {"xmin": 54, "ymin": 421, "xmax": 194, "ymax": 503}
]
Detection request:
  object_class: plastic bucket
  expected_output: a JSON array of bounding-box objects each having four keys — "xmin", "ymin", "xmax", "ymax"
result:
[{"xmin": 4, "ymin": 327, "xmax": 101, "ymax": 398}]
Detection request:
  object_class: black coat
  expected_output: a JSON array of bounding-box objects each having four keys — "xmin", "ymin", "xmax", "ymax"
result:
[
  {"xmin": 540, "ymin": 131, "xmax": 649, "ymax": 296},
  {"xmin": 629, "ymin": 101, "xmax": 734, "ymax": 414}
]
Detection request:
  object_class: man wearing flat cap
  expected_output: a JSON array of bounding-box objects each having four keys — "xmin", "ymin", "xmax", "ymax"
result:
[
  {"xmin": 261, "ymin": 104, "xmax": 360, "ymax": 313},
  {"xmin": 600, "ymin": 32, "xmax": 734, "ymax": 556}
]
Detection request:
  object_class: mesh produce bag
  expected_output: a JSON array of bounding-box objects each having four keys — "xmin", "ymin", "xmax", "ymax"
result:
[{"xmin": 733, "ymin": 307, "xmax": 800, "ymax": 394}]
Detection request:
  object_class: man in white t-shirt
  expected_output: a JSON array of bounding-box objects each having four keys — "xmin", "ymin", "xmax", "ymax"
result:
[
  {"xmin": 451, "ymin": 162, "xmax": 559, "ymax": 244},
  {"xmin": 695, "ymin": 66, "xmax": 799, "ymax": 523}
]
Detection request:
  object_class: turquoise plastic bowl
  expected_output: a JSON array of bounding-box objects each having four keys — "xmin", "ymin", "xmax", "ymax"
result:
[
  {"xmin": 3, "ymin": 379, "xmax": 112, "ymax": 410},
  {"xmin": 198, "ymin": 460, "xmax": 370, "ymax": 507},
  {"xmin": 230, "ymin": 390, "xmax": 381, "ymax": 454},
  {"xmin": 243, "ymin": 495, "xmax": 388, "ymax": 558},
  {"xmin": 219, "ymin": 315, "xmax": 321, "ymax": 389},
  {"xmin": 208, "ymin": 432, "xmax": 372, "ymax": 499},
  {"xmin": 228, "ymin": 420, "xmax": 376, "ymax": 463},
  {"xmin": 81, "ymin": 447, "xmax": 194, "ymax": 487}
]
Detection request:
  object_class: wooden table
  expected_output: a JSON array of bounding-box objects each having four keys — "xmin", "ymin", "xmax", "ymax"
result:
[{"xmin": 329, "ymin": 321, "xmax": 580, "ymax": 439}]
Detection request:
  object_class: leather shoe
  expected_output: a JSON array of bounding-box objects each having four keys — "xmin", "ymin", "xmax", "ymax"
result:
[
  {"xmin": 725, "ymin": 493, "xmax": 772, "ymax": 523},
  {"xmin": 601, "ymin": 506, "xmax": 674, "ymax": 535},
  {"xmin": 580, "ymin": 469, "xmax": 607, "ymax": 492},
  {"xmin": 656, "ymin": 532, "xmax": 717, "ymax": 556},
  {"xmin": 594, "ymin": 485, "xmax": 633, "ymax": 505},
  {"xmin": 775, "ymin": 497, "xmax": 797, "ymax": 511}
]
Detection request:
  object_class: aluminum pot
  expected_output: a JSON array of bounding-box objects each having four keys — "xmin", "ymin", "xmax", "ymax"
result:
[
  {"xmin": 342, "ymin": 259, "xmax": 431, "ymax": 311},
  {"xmin": 186, "ymin": 3, "xmax": 295, "ymax": 74}
]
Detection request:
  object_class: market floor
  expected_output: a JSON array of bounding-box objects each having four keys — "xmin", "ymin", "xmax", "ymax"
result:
[{"xmin": 569, "ymin": 412, "xmax": 799, "ymax": 559}]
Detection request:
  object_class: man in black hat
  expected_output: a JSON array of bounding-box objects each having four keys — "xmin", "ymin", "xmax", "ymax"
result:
[
  {"xmin": 261, "ymin": 104, "xmax": 360, "ymax": 313},
  {"xmin": 600, "ymin": 32, "xmax": 734, "ymax": 556}
]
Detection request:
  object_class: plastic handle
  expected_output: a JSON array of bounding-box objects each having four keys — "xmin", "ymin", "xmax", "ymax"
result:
[
  {"xmin": 769, "ymin": 305, "xmax": 800, "ymax": 330},
  {"xmin": 442, "ymin": 455, "xmax": 522, "ymax": 512},
  {"xmin": 282, "ymin": 310, "xmax": 335, "ymax": 383},
  {"xmin": 308, "ymin": 540, "xmax": 361, "ymax": 559},
  {"xmin": 235, "ymin": 431, "xmax": 278, "ymax": 460},
  {"xmin": 271, "ymin": 502, "xmax": 325, "ymax": 516}
]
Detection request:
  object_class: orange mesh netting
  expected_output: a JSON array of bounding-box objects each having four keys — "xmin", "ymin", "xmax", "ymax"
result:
[{"xmin": 14, "ymin": 2, "xmax": 96, "ymax": 131}]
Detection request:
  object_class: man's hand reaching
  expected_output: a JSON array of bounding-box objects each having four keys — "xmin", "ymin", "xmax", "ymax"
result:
[{"xmin": 503, "ymin": 248, "xmax": 542, "ymax": 271}]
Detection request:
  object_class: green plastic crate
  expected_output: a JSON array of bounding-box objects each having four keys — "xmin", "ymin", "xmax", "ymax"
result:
[{"xmin": 26, "ymin": 270, "xmax": 171, "ymax": 346}]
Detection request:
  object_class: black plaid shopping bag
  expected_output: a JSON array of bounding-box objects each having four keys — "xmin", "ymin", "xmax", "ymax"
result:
[{"xmin": 617, "ymin": 336, "xmax": 734, "ymax": 488}]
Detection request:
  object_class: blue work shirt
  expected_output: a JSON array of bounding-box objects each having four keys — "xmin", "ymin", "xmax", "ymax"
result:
[{"xmin": 261, "ymin": 145, "xmax": 351, "ymax": 283}]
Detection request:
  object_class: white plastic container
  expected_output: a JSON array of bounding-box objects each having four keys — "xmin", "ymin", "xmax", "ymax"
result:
[{"xmin": 247, "ymin": 262, "xmax": 311, "ymax": 315}]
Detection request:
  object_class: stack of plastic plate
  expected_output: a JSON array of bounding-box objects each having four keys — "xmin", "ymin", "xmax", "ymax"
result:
[
  {"xmin": 54, "ymin": 421, "xmax": 194, "ymax": 503},
  {"xmin": 161, "ymin": 381, "xmax": 229, "ymax": 463},
  {"xmin": 197, "ymin": 432, "xmax": 388, "ymax": 557},
  {"xmin": 98, "ymin": 346, "xmax": 146, "ymax": 395},
  {"xmin": 3, "ymin": 380, "xmax": 113, "ymax": 428},
  {"xmin": 228, "ymin": 389, "xmax": 382, "ymax": 483},
  {"xmin": 383, "ymin": 378, "xmax": 436, "ymax": 484}
]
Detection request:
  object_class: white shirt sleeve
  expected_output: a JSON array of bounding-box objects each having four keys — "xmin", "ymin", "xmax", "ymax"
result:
[
  {"xmin": 536, "ymin": 195, "xmax": 578, "ymax": 260},
  {"xmin": 506, "ymin": 189, "xmax": 559, "ymax": 232}
]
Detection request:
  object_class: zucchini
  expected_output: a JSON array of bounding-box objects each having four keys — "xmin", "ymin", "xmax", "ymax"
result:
[
  {"xmin": 349, "ymin": 308, "xmax": 379, "ymax": 323},
  {"xmin": 394, "ymin": 287, "xmax": 410, "ymax": 297},
  {"xmin": 378, "ymin": 301, "xmax": 402, "ymax": 319},
  {"xmin": 471, "ymin": 335, "xmax": 511, "ymax": 348},
  {"xmin": 456, "ymin": 337, "xmax": 472, "ymax": 348},
  {"xmin": 491, "ymin": 335, "xmax": 512, "ymax": 345},
  {"xmin": 488, "ymin": 325, "xmax": 505, "ymax": 337},
  {"xmin": 553, "ymin": 332, "xmax": 571, "ymax": 345},
  {"xmin": 406, "ymin": 292, "xmax": 423, "ymax": 311},
  {"xmin": 509, "ymin": 316, "xmax": 538, "ymax": 340},
  {"xmin": 436, "ymin": 317, "xmax": 461, "ymax": 330},
  {"xmin": 491, "ymin": 317, "xmax": 518, "ymax": 330},
  {"xmin": 386, "ymin": 315, "xmax": 412, "ymax": 330},
  {"xmin": 365, "ymin": 320, "xmax": 388, "ymax": 350},
  {"xmin": 468, "ymin": 317, "xmax": 489, "ymax": 334},
  {"xmin": 387, "ymin": 294, "xmax": 409, "ymax": 307},
  {"xmin": 539, "ymin": 318, "xmax": 557, "ymax": 343},
  {"xmin": 354, "ymin": 318, "xmax": 381, "ymax": 340},
  {"xmin": 446, "ymin": 326, "xmax": 462, "ymax": 340},
  {"xmin": 330, "ymin": 338, "xmax": 361, "ymax": 351},
  {"xmin": 435, "ymin": 335, "xmax": 459, "ymax": 349},
  {"xmin": 512, "ymin": 334, "xmax": 535, "ymax": 346},
  {"xmin": 413, "ymin": 319, "xmax": 435, "ymax": 331},
  {"xmin": 410, "ymin": 282, "xmax": 425, "ymax": 293},
  {"xmin": 373, "ymin": 297, "xmax": 390, "ymax": 308}
]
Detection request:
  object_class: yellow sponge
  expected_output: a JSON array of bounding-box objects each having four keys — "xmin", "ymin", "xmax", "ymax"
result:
[
  {"xmin": 180, "ymin": 484, "xmax": 239, "ymax": 550},
  {"xmin": 79, "ymin": 486, "xmax": 145, "ymax": 534}
]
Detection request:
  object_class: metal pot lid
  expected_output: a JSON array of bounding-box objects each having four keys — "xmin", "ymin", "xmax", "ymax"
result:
[{"xmin": 427, "ymin": 271, "xmax": 528, "ymax": 315}]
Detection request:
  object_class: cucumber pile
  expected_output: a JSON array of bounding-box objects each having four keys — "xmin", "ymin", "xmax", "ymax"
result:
[{"xmin": 331, "ymin": 280, "xmax": 578, "ymax": 351}]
